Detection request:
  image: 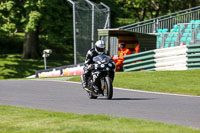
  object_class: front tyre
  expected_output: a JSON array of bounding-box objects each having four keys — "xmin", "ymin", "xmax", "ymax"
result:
[{"xmin": 104, "ymin": 77, "xmax": 113, "ymax": 100}]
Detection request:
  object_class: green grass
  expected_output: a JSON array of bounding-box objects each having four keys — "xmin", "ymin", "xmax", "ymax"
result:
[
  {"xmin": 0, "ymin": 106, "xmax": 199, "ymax": 133},
  {"xmin": 0, "ymin": 32, "xmax": 74, "ymax": 79},
  {"xmin": 0, "ymin": 54, "xmax": 72, "ymax": 79},
  {"xmin": 68, "ymin": 70, "xmax": 200, "ymax": 96}
]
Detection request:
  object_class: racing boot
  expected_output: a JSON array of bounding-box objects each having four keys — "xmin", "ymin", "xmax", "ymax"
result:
[
  {"xmin": 81, "ymin": 75, "xmax": 90, "ymax": 92},
  {"xmin": 82, "ymin": 80, "xmax": 87, "ymax": 88}
]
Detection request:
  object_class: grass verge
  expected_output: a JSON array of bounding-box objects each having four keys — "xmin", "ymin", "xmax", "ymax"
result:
[
  {"xmin": 68, "ymin": 69, "xmax": 200, "ymax": 96},
  {"xmin": 0, "ymin": 105, "xmax": 199, "ymax": 133},
  {"xmin": 0, "ymin": 54, "xmax": 72, "ymax": 79}
]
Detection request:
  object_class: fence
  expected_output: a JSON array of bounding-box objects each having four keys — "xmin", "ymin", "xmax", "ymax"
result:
[
  {"xmin": 123, "ymin": 44, "xmax": 200, "ymax": 71},
  {"xmin": 67, "ymin": 0, "xmax": 110, "ymax": 65}
]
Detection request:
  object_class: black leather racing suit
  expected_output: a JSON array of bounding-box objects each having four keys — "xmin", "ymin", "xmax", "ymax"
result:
[{"xmin": 82, "ymin": 48, "xmax": 115, "ymax": 88}]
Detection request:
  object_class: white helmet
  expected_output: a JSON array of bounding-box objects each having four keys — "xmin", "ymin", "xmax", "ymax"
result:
[{"xmin": 95, "ymin": 40, "xmax": 105, "ymax": 54}]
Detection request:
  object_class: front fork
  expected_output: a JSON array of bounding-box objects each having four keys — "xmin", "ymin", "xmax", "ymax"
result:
[
  {"xmin": 93, "ymin": 71, "xmax": 110, "ymax": 95},
  {"xmin": 92, "ymin": 71, "xmax": 100, "ymax": 88}
]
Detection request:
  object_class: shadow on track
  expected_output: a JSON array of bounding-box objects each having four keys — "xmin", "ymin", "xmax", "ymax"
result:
[{"xmin": 98, "ymin": 98, "xmax": 157, "ymax": 101}]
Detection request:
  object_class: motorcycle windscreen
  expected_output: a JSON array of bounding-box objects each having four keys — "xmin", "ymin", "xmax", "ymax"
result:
[{"xmin": 93, "ymin": 55, "xmax": 110, "ymax": 64}]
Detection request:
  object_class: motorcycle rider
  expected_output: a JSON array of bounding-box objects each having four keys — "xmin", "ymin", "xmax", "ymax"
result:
[{"xmin": 82, "ymin": 40, "xmax": 115, "ymax": 93}]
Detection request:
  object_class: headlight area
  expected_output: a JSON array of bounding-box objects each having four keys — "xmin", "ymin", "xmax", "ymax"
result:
[
  {"xmin": 106, "ymin": 67, "xmax": 110, "ymax": 71},
  {"xmin": 108, "ymin": 63, "xmax": 112, "ymax": 67},
  {"xmin": 101, "ymin": 64, "xmax": 105, "ymax": 68}
]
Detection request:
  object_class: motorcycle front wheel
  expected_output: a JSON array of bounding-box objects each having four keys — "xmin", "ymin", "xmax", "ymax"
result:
[{"xmin": 104, "ymin": 77, "xmax": 113, "ymax": 100}]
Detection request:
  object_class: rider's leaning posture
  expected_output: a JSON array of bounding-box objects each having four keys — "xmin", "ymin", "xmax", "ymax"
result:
[{"xmin": 82, "ymin": 40, "xmax": 115, "ymax": 93}]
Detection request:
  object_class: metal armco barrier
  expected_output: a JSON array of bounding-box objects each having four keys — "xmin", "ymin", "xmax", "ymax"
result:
[
  {"xmin": 123, "ymin": 44, "xmax": 200, "ymax": 71},
  {"xmin": 123, "ymin": 50, "xmax": 155, "ymax": 64}
]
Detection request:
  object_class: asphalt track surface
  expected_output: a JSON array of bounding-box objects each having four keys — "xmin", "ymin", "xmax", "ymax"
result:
[{"xmin": 0, "ymin": 79, "xmax": 200, "ymax": 129}]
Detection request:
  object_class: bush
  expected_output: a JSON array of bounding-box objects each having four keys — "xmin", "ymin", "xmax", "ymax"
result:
[{"xmin": 0, "ymin": 34, "xmax": 24, "ymax": 54}]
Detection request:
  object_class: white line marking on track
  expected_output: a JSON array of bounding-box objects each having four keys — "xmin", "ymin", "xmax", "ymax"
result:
[
  {"xmin": 114, "ymin": 87, "xmax": 200, "ymax": 98},
  {"xmin": 30, "ymin": 79, "xmax": 200, "ymax": 98}
]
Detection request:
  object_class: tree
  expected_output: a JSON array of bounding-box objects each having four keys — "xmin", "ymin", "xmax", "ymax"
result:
[
  {"xmin": 1, "ymin": 0, "xmax": 200, "ymax": 59},
  {"xmin": 22, "ymin": 1, "xmax": 42, "ymax": 59},
  {"xmin": 0, "ymin": 0, "xmax": 18, "ymax": 34},
  {"xmin": 0, "ymin": 0, "xmax": 72, "ymax": 59},
  {"xmin": 0, "ymin": 0, "xmax": 42, "ymax": 58},
  {"xmin": 110, "ymin": 0, "xmax": 200, "ymax": 26}
]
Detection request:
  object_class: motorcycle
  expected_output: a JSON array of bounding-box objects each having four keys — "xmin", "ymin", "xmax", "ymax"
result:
[{"xmin": 81, "ymin": 54, "xmax": 115, "ymax": 100}]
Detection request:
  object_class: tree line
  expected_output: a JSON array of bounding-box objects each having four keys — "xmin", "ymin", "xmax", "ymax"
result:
[{"xmin": 0, "ymin": 0, "xmax": 199, "ymax": 59}]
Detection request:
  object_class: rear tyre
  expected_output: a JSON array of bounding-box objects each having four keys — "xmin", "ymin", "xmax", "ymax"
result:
[{"xmin": 104, "ymin": 77, "xmax": 113, "ymax": 100}]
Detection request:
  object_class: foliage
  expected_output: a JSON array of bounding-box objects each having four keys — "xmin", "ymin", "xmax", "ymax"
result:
[
  {"xmin": 0, "ymin": 33, "xmax": 24, "ymax": 54},
  {"xmin": 0, "ymin": 106, "xmax": 199, "ymax": 133},
  {"xmin": 0, "ymin": 0, "xmax": 200, "ymax": 58},
  {"xmin": 0, "ymin": 0, "xmax": 73, "ymax": 59},
  {"xmin": 111, "ymin": 0, "xmax": 200, "ymax": 26},
  {"xmin": 1, "ymin": 0, "xmax": 200, "ymax": 34},
  {"xmin": 39, "ymin": 1, "xmax": 73, "ymax": 43},
  {"xmin": 25, "ymin": 11, "xmax": 41, "ymax": 32},
  {"xmin": 0, "ymin": 0, "xmax": 16, "ymax": 33}
]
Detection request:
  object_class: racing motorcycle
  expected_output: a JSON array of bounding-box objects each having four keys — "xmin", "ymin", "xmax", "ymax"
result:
[{"xmin": 81, "ymin": 54, "xmax": 115, "ymax": 100}]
